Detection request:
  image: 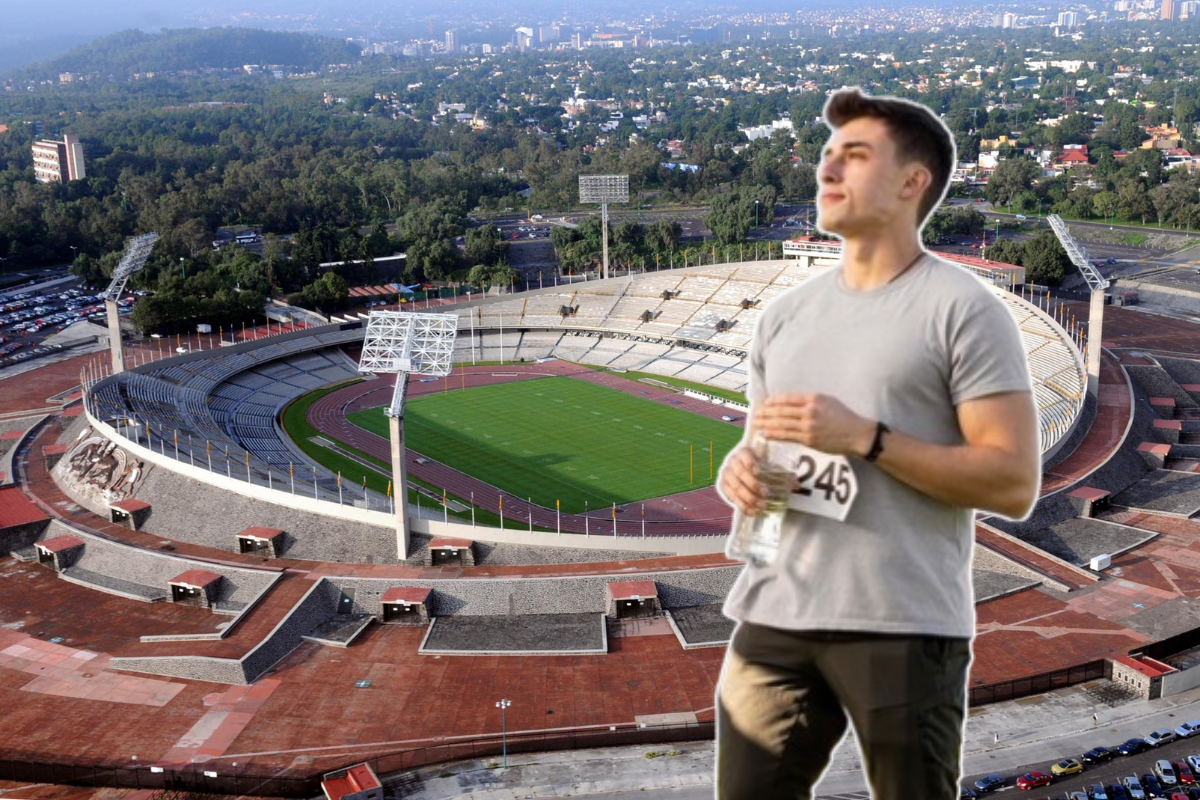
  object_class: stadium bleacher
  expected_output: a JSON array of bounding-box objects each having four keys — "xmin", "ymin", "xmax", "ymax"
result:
[{"xmin": 85, "ymin": 259, "xmax": 1085, "ymax": 502}]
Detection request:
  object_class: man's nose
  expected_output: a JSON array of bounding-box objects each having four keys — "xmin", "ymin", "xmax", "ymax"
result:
[{"xmin": 818, "ymin": 160, "xmax": 841, "ymax": 184}]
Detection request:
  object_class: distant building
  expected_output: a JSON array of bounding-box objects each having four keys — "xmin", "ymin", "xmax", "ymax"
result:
[
  {"xmin": 1162, "ymin": 0, "xmax": 1180, "ymax": 19},
  {"xmin": 1001, "ymin": 12, "xmax": 1018, "ymax": 27},
  {"xmin": 571, "ymin": 32, "xmax": 583, "ymax": 49},
  {"xmin": 1057, "ymin": 11, "xmax": 1079, "ymax": 27},
  {"xmin": 445, "ymin": 29, "xmax": 457, "ymax": 53},
  {"xmin": 515, "ymin": 27, "xmax": 534, "ymax": 50},
  {"xmin": 32, "ymin": 134, "xmax": 85, "ymax": 184}
]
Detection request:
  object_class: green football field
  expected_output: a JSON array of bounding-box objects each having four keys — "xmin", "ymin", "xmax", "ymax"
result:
[{"xmin": 346, "ymin": 376, "xmax": 744, "ymax": 513}]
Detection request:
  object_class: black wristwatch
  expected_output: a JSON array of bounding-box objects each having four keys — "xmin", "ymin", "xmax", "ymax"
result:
[{"xmin": 865, "ymin": 421, "xmax": 890, "ymax": 463}]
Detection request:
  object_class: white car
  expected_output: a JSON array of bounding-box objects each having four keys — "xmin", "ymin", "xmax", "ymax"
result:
[
  {"xmin": 1177, "ymin": 720, "xmax": 1200, "ymax": 738},
  {"xmin": 1122, "ymin": 775, "xmax": 1146, "ymax": 799},
  {"xmin": 1146, "ymin": 727, "xmax": 1177, "ymax": 746},
  {"xmin": 1189, "ymin": 754, "xmax": 1200, "ymax": 773}
]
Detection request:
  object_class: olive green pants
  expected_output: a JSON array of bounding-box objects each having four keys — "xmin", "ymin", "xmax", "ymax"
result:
[{"xmin": 715, "ymin": 621, "xmax": 972, "ymax": 800}]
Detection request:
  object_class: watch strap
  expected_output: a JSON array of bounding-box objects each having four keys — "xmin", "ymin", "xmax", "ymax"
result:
[{"xmin": 865, "ymin": 421, "xmax": 890, "ymax": 463}]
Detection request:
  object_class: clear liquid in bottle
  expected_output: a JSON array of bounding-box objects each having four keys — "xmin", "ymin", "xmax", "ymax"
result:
[{"xmin": 726, "ymin": 435, "xmax": 790, "ymax": 567}]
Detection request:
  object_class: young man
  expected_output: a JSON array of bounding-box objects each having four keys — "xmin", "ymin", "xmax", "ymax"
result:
[{"xmin": 714, "ymin": 88, "xmax": 1041, "ymax": 800}]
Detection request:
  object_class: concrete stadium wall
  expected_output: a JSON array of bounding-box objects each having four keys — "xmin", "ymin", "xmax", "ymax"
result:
[
  {"xmin": 108, "ymin": 578, "xmax": 340, "ymax": 685},
  {"xmin": 325, "ymin": 564, "xmax": 742, "ymax": 618},
  {"xmin": 45, "ymin": 520, "xmax": 281, "ymax": 610},
  {"xmin": 84, "ymin": 408, "xmax": 726, "ymax": 560}
]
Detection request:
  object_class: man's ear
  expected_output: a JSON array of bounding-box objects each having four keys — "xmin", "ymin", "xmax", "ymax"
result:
[{"xmin": 901, "ymin": 164, "xmax": 932, "ymax": 202}]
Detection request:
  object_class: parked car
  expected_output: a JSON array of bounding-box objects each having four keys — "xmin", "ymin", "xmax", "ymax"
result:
[
  {"xmin": 1177, "ymin": 763, "xmax": 1196, "ymax": 786},
  {"xmin": 1188, "ymin": 755, "xmax": 1200, "ymax": 774},
  {"xmin": 1054, "ymin": 759, "xmax": 1085, "ymax": 777},
  {"xmin": 1068, "ymin": 792, "xmax": 1089, "ymax": 800},
  {"xmin": 1141, "ymin": 773, "xmax": 1164, "ymax": 798},
  {"xmin": 1018, "ymin": 772, "xmax": 1055, "ymax": 790},
  {"xmin": 1176, "ymin": 722, "xmax": 1200, "ymax": 739},
  {"xmin": 976, "ymin": 774, "xmax": 1007, "ymax": 793},
  {"xmin": 1085, "ymin": 747, "xmax": 1118, "ymax": 764},
  {"xmin": 1120, "ymin": 738, "xmax": 1153, "ymax": 756},
  {"xmin": 961, "ymin": 788, "xmax": 979, "ymax": 799},
  {"xmin": 1124, "ymin": 775, "xmax": 1147, "ymax": 799},
  {"xmin": 1089, "ymin": 785, "xmax": 1110, "ymax": 800},
  {"xmin": 1109, "ymin": 785, "xmax": 1130, "ymax": 800},
  {"xmin": 1157, "ymin": 761, "xmax": 1180, "ymax": 787},
  {"xmin": 1148, "ymin": 730, "xmax": 1179, "ymax": 747}
]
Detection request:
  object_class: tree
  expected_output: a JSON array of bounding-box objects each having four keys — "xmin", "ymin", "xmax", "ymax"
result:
[
  {"xmin": 70, "ymin": 253, "xmax": 107, "ymax": 288},
  {"xmin": 464, "ymin": 223, "xmax": 506, "ymax": 266},
  {"xmin": 1021, "ymin": 232, "xmax": 1072, "ymax": 285},
  {"xmin": 1092, "ymin": 191, "xmax": 1119, "ymax": 222},
  {"xmin": 645, "ymin": 219, "xmax": 682, "ymax": 253},
  {"xmin": 986, "ymin": 158, "xmax": 1041, "ymax": 208}
]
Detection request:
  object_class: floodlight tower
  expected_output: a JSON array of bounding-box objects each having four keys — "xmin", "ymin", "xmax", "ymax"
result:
[
  {"xmin": 578, "ymin": 174, "xmax": 629, "ymax": 280},
  {"xmin": 358, "ymin": 310, "xmax": 459, "ymax": 560},
  {"xmin": 1047, "ymin": 214, "xmax": 1109, "ymax": 398},
  {"xmin": 101, "ymin": 233, "xmax": 159, "ymax": 374}
]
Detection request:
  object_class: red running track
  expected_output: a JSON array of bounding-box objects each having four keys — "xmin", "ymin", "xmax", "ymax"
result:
[{"xmin": 306, "ymin": 361, "xmax": 741, "ymax": 537}]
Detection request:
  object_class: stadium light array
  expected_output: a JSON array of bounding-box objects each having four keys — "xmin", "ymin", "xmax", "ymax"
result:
[
  {"xmin": 1046, "ymin": 214, "xmax": 1106, "ymax": 398},
  {"xmin": 103, "ymin": 233, "xmax": 160, "ymax": 302},
  {"xmin": 358, "ymin": 310, "xmax": 460, "ymax": 559},
  {"xmin": 579, "ymin": 174, "xmax": 629, "ymax": 280}
]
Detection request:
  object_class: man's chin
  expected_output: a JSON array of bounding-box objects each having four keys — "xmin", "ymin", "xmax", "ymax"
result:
[{"xmin": 815, "ymin": 215, "xmax": 844, "ymax": 236}]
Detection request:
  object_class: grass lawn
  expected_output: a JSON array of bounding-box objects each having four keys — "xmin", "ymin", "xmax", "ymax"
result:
[
  {"xmin": 280, "ymin": 380, "xmax": 527, "ymax": 528},
  {"xmin": 347, "ymin": 376, "xmax": 744, "ymax": 513}
]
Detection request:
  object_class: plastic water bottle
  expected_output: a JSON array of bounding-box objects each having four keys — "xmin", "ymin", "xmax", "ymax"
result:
[{"xmin": 726, "ymin": 433, "xmax": 790, "ymax": 567}]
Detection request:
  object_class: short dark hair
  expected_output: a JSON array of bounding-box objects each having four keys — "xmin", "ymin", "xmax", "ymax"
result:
[{"xmin": 822, "ymin": 87, "xmax": 955, "ymax": 226}]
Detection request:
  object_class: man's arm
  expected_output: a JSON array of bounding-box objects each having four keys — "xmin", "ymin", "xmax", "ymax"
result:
[
  {"xmin": 866, "ymin": 392, "xmax": 1040, "ymax": 520},
  {"xmin": 751, "ymin": 391, "xmax": 1040, "ymax": 520}
]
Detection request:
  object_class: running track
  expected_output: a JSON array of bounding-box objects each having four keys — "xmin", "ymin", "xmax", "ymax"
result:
[{"xmin": 306, "ymin": 361, "xmax": 741, "ymax": 537}]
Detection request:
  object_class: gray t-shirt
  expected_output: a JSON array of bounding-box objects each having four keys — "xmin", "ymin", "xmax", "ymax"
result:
[{"xmin": 723, "ymin": 253, "xmax": 1034, "ymax": 638}]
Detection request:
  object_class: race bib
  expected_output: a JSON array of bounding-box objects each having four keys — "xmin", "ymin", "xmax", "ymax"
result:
[{"xmin": 771, "ymin": 442, "xmax": 859, "ymax": 522}]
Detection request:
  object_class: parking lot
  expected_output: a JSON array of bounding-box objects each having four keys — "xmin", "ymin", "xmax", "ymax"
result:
[
  {"xmin": 0, "ymin": 276, "xmax": 119, "ymax": 357},
  {"xmin": 965, "ymin": 722, "xmax": 1200, "ymax": 799}
]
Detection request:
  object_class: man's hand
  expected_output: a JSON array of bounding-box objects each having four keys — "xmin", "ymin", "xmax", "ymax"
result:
[
  {"xmin": 718, "ymin": 446, "xmax": 766, "ymax": 515},
  {"xmin": 754, "ymin": 394, "xmax": 876, "ymax": 457}
]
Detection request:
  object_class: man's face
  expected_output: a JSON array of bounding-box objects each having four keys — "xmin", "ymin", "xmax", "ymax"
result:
[{"xmin": 815, "ymin": 116, "xmax": 927, "ymax": 238}]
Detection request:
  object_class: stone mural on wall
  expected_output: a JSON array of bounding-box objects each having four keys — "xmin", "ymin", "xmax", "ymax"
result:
[{"xmin": 54, "ymin": 427, "xmax": 145, "ymax": 506}]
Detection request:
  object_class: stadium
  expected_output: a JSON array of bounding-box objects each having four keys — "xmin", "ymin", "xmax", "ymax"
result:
[{"xmin": 4, "ymin": 235, "xmax": 1199, "ymax": 798}]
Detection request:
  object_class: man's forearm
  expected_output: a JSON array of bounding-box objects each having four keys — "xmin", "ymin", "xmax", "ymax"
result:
[{"xmin": 866, "ymin": 427, "xmax": 1037, "ymax": 519}]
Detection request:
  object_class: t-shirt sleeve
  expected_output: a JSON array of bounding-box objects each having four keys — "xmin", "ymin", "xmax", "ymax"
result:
[{"xmin": 948, "ymin": 292, "xmax": 1033, "ymax": 405}]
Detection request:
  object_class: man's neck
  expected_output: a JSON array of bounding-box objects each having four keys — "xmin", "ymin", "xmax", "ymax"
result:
[{"xmin": 839, "ymin": 232, "xmax": 926, "ymax": 292}]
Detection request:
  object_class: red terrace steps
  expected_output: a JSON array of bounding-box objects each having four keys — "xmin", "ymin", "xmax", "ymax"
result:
[
  {"xmin": 974, "ymin": 524, "xmax": 1095, "ymax": 592},
  {"xmin": 109, "ymin": 571, "xmax": 313, "ymax": 659}
]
